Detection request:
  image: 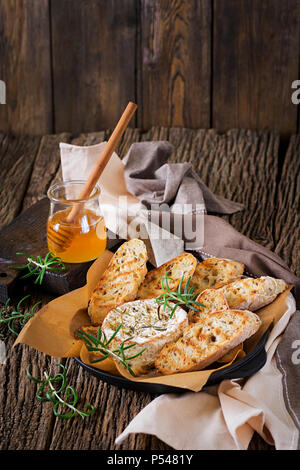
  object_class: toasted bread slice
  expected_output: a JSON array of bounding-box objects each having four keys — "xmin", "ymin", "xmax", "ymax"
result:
[
  {"xmin": 190, "ymin": 258, "xmax": 244, "ymax": 294},
  {"xmin": 218, "ymin": 276, "xmax": 287, "ymax": 311},
  {"xmin": 137, "ymin": 252, "xmax": 197, "ymax": 300},
  {"xmin": 88, "ymin": 239, "xmax": 148, "ymax": 325},
  {"xmin": 155, "ymin": 309, "xmax": 261, "ymax": 375},
  {"xmin": 188, "ymin": 289, "xmax": 243, "ymax": 363},
  {"xmin": 188, "ymin": 288, "xmax": 229, "ymax": 322}
]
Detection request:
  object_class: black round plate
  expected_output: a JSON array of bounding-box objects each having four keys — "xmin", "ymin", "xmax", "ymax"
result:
[{"xmin": 74, "ymin": 330, "xmax": 269, "ymax": 394}]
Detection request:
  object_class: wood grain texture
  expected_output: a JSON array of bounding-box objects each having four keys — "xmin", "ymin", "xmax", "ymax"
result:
[
  {"xmin": 0, "ymin": 344, "xmax": 56, "ymax": 450},
  {"xmin": 273, "ymin": 135, "xmax": 300, "ymax": 276},
  {"xmin": 0, "ymin": 0, "xmax": 52, "ymax": 135},
  {"xmin": 49, "ymin": 361, "xmax": 167, "ymax": 450},
  {"xmin": 138, "ymin": 0, "xmax": 211, "ymax": 129},
  {"xmin": 0, "ymin": 134, "xmax": 41, "ymax": 229},
  {"xmin": 213, "ymin": 0, "xmax": 300, "ymax": 138},
  {"xmin": 0, "ymin": 1, "xmax": 299, "ymax": 136},
  {"xmin": 192, "ymin": 129, "xmax": 280, "ymax": 249},
  {"xmin": 22, "ymin": 133, "xmax": 71, "ymax": 211},
  {"xmin": 0, "ymin": 290, "xmax": 57, "ymax": 450},
  {"xmin": 51, "ymin": 0, "xmax": 137, "ymax": 134}
]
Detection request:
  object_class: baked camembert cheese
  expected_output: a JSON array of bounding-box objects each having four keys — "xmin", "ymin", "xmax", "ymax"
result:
[{"xmin": 102, "ymin": 299, "xmax": 188, "ymax": 376}]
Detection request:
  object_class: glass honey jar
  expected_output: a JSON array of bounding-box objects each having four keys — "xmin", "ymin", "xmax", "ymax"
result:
[{"xmin": 47, "ymin": 181, "xmax": 107, "ymax": 263}]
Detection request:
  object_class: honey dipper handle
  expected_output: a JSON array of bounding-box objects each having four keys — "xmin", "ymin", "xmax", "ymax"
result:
[{"xmin": 66, "ymin": 101, "xmax": 137, "ymax": 222}]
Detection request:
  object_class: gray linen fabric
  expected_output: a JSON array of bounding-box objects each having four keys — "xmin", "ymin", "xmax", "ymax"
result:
[
  {"xmin": 276, "ymin": 311, "xmax": 300, "ymax": 448},
  {"xmin": 123, "ymin": 141, "xmax": 244, "ymax": 214}
]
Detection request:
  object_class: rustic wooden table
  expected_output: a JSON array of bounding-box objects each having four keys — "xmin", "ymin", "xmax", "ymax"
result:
[{"xmin": 0, "ymin": 127, "xmax": 299, "ymax": 450}]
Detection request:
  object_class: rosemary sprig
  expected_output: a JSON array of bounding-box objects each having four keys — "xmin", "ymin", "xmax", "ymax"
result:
[
  {"xmin": 10, "ymin": 252, "xmax": 66, "ymax": 285},
  {"xmin": 156, "ymin": 272, "xmax": 206, "ymax": 318},
  {"xmin": 26, "ymin": 363, "xmax": 95, "ymax": 420},
  {"xmin": 76, "ymin": 326, "xmax": 146, "ymax": 377},
  {"xmin": 0, "ymin": 295, "xmax": 41, "ymax": 337}
]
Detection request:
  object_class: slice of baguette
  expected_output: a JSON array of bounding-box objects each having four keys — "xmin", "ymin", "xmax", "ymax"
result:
[
  {"xmin": 218, "ymin": 276, "xmax": 288, "ymax": 311},
  {"xmin": 188, "ymin": 288, "xmax": 229, "ymax": 322},
  {"xmin": 155, "ymin": 309, "xmax": 261, "ymax": 375},
  {"xmin": 188, "ymin": 288, "xmax": 239, "ymax": 363},
  {"xmin": 190, "ymin": 258, "xmax": 244, "ymax": 294},
  {"xmin": 188, "ymin": 289, "xmax": 243, "ymax": 363},
  {"xmin": 137, "ymin": 252, "xmax": 197, "ymax": 300},
  {"xmin": 88, "ymin": 239, "xmax": 148, "ymax": 325}
]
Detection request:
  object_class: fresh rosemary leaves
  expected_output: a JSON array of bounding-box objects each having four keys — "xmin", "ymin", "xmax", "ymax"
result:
[
  {"xmin": 10, "ymin": 251, "xmax": 66, "ymax": 285},
  {"xmin": 76, "ymin": 326, "xmax": 146, "ymax": 377},
  {"xmin": 0, "ymin": 295, "xmax": 40, "ymax": 337},
  {"xmin": 156, "ymin": 272, "xmax": 205, "ymax": 318},
  {"xmin": 26, "ymin": 363, "xmax": 95, "ymax": 420}
]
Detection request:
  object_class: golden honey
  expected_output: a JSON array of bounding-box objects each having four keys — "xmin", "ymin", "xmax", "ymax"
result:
[{"xmin": 47, "ymin": 207, "xmax": 107, "ymax": 263}]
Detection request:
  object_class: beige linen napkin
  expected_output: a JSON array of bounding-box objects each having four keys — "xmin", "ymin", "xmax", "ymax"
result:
[{"xmin": 115, "ymin": 293, "xmax": 298, "ymax": 450}]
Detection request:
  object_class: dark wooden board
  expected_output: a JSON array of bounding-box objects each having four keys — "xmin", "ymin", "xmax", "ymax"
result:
[
  {"xmin": 0, "ymin": 198, "xmax": 87, "ymax": 302},
  {"xmin": 0, "ymin": 197, "xmax": 120, "ymax": 303}
]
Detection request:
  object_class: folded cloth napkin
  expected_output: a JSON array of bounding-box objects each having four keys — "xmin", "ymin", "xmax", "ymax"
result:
[
  {"xmin": 60, "ymin": 138, "xmax": 300, "ymax": 450},
  {"xmin": 123, "ymin": 141, "xmax": 244, "ymax": 214}
]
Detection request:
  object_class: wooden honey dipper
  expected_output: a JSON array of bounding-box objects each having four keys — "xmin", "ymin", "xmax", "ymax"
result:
[{"xmin": 47, "ymin": 101, "xmax": 138, "ymax": 254}]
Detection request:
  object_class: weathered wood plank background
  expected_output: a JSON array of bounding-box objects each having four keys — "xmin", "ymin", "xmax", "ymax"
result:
[{"xmin": 0, "ymin": 0, "xmax": 299, "ymax": 138}]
